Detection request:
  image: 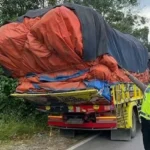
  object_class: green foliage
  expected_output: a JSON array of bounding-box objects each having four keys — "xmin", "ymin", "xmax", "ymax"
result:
[
  {"xmin": 0, "ymin": 113, "xmax": 48, "ymax": 140},
  {"xmin": 48, "ymin": 0, "xmax": 57, "ymax": 5},
  {"xmin": 0, "ymin": 0, "xmax": 40, "ymax": 25},
  {"xmin": 0, "ymin": 68, "xmax": 23, "ymax": 115},
  {"xmin": 133, "ymin": 27, "xmax": 149, "ymax": 45},
  {"xmin": 0, "ymin": 68, "xmax": 48, "ymax": 140}
]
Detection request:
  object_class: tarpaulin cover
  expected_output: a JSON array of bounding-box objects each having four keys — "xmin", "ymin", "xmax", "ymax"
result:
[
  {"xmin": 17, "ymin": 3, "xmax": 148, "ymax": 73},
  {"xmin": 0, "ymin": 4, "xmax": 149, "ymax": 99},
  {"xmin": 84, "ymin": 80, "xmax": 111, "ymax": 100}
]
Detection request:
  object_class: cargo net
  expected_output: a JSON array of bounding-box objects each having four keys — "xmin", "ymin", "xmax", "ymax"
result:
[{"xmin": 0, "ymin": 6, "xmax": 149, "ymax": 100}]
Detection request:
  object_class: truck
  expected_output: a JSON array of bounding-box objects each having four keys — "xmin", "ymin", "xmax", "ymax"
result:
[
  {"xmin": 11, "ymin": 82, "xmax": 143, "ymax": 140},
  {"xmin": 1, "ymin": 3, "xmax": 148, "ymax": 141}
]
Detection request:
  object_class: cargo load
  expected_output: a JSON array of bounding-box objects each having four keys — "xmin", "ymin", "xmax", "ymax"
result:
[{"xmin": 0, "ymin": 3, "xmax": 149, "ymax": 96}]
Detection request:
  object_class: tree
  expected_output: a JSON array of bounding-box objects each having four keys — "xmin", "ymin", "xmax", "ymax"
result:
[
  {"xmin": 47, "ymin": 0, "xmax": 57, "ymax": 5},
  {"xmin": 0, "ymin": 0, "xmax": 40, "ymax": 25},
  {"xmin": 133, "ymin": 27, "xmax": 149, "ymax": 46}
]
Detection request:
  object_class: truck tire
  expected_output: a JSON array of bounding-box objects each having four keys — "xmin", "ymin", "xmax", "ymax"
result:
[{"xmin": 131, "ymin": 110, "xmax": 137, "ymax": 138}]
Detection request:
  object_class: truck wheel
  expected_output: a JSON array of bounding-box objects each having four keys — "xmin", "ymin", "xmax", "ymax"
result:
[{"xmin": 131, "ymin": 110, "xmax": 137, "ymax": 138}]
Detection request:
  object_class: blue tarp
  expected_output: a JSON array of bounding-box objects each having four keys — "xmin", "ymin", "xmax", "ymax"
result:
[
  {"xmin": 84, "ymin": 80, "xmax": 111, "ymax": 101},
  {"xmin": 39, "ymin": 69, "xmax": 88, "ymax": 82},
  {"xmin": 64, "ymin": 3, "xmax": 148, "ymax": 73},
  {"xmin": 30, "ymin": 70, "xmax": 111, "ymax": 101}
]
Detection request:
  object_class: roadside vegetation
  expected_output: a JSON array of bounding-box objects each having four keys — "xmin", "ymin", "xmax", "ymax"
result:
[{"xmin": 0, "ymin": 68, "xmax": 48, "ymax": 141}]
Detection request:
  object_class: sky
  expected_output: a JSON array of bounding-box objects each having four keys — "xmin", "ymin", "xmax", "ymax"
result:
[
  {"xmin": 138, "ymin": 0, "xmax": 150, "ymax": 18},
  {"xmin": 136, "ymin": 0, "xmax": 150, "ymax": 41}
]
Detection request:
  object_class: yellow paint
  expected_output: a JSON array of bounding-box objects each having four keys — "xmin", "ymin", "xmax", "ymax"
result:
[
  {"xmin": 93, "ymin": 105, "xmax": 100, "ymax": 110},
  {"xmin": 45, "ymin": 106, "xmax": 51, "ymax": 110},
  {"xmin": 11, "ymin": 89, "xmax": 98, "ymax": 100},
  {"xmin": 48, "ymin": 116, "xmax": 62, "ymax": 119},
  {"xmin": 96, "ymin": 116, "xmax": 116, "ymax": 119},
  {"xmin": 117, "ymin": 102, "xmax": 137, "ymax": 129},
  {"xmin": 68, "ymin": 106, "xmax": 73, "ymax": 111},
  {"xmin": 126, "ymin": 102, "xmax": 137, "ymax": 128}
]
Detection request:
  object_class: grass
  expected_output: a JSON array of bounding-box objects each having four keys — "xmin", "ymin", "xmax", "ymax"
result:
[
  {"xmin": 0, "ymin": 113, "xmax": 48, "ymax": 141},
  {"xmin": 0, "ymin": 74, "xmax": 49, "ymax": 142}
]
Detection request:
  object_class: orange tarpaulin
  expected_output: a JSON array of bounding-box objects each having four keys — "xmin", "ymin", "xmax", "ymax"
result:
[
  {"xmin": 0, "ymin": 6, "xmax": 84, "ymax": 77},
  {"xmin": 0, "ymin": 6, "xmax": 149, "ymax": 93}
]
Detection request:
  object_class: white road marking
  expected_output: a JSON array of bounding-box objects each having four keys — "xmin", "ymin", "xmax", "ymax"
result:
[{"xmin": 66, "ymin": 134, "xmax": 100, "ymax": 150}]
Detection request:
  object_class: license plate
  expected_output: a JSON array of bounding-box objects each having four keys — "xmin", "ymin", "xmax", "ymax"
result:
[{"xmin": 66, "ymin": 118, "xmax": 83, "ymax": 124}]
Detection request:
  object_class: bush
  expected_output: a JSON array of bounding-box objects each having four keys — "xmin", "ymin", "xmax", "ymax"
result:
[{"xmin": 0, "ymin": 68, "xmax": 48, "ymax": 140}]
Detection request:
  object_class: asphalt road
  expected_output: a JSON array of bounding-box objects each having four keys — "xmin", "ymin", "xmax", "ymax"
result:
[{"xmin": 75, "ymin": 131, "xmax": 144, "ymax": 150}]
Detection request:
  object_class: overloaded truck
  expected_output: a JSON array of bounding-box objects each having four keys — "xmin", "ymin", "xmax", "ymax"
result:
[{"xmin": 0, "ymin": 4, "xmax": 149, "ymax": 141}]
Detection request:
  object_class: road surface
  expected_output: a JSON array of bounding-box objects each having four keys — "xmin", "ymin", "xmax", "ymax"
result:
[{"xmin": 75, "ymin": 131, "xmax": 144, "ymax": 150}]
